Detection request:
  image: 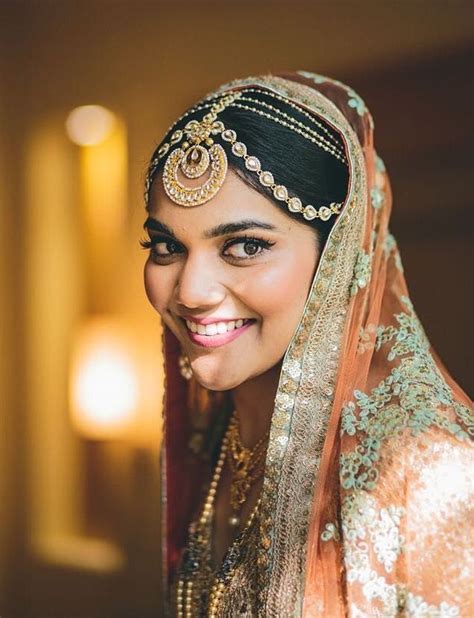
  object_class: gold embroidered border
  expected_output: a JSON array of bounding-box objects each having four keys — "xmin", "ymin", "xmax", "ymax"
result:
[{"xmin": 208, "ymin": 75, "xmax": 367, "ymax": 616}]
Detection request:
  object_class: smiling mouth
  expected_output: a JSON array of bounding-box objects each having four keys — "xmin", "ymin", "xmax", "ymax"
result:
[
  {"xmin": 178, "ymin": 317, "xmax": 256, "ymax": 348},
  {"xmin": 184, "ymin": 318, "xmax": 252, "ymax": 336}
]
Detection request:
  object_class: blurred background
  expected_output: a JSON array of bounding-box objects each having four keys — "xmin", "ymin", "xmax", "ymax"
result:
[{"xmin": 1, "ymin": 1, "xmax": 473, "ymax": 616}]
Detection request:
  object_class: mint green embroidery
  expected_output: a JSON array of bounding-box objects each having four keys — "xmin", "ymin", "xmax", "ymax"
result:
[
  {"xmin": 320, "ymin": 521, "xmax": 341, "ymax": 542},
  {"xmin": 371, "ymin": 186, "xmax": 385, "ymax": 210},
  {"xmin": 347, "ymin": 90, "xmax": 368, "ymax": 117},
  {"xmin": 350, "ymin": 250, "xmax": 371, "ymax": 296},
  {"xmin": 341, "ymin": 401, "xmax": 358, "ymax": 436},
  {"xmin": 375, "ymin": 154, "xmax": 386, "ymax": 173},
  {"xmin": 383, "ymin": 233, "xmax": 404, "ymax": 272},
  {"xmin": 357, "ymin": 323, "xmax": 377, "ymax": 355},
  {"xmin": 383, "ymin": 233, "xmax": 397, "ymax": 256},
  {"xmin": 297, "ymin": 70, "xmax": 326, "ymax": 84},
  {"xmin": 339, "ymin": 296, "xmax": 470, "ymax": 615},
  {"xmin": 298, "ymin": 70, "xmax": 374, "ymax": 127},
  {"xmin": 453, "ymin": 402, "xmax": 474, "ymax": 436},
  {"xmin": 340, "ymin": 297, "xmax": 472, "ymax": 493}
]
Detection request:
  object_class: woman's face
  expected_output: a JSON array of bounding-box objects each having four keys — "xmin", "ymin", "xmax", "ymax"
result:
[{"xmin": 144, "ymin": 171, "xmax": 320, "ymax": 391}]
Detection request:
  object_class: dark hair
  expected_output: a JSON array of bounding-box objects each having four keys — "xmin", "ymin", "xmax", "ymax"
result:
[{"xmin": 148, "ymin": 90, "xmax": 349, "ymax": 247}]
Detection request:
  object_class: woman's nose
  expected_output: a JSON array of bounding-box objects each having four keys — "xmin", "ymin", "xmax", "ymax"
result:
[{"xmin": 174, "ymin": 254, "xmax": 226, "ymax": 311}]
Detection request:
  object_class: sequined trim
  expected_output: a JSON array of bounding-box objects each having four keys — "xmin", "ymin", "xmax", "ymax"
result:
[
  {"xmin": 350, "ymin": 249, "xmax": 372, "ymax": 296},
  {"xmin": 210, "ymin": 74, "xmax": 367, "ymax": 616}
]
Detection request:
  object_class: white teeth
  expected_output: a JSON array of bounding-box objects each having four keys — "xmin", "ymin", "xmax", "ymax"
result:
[
  {"xmin": 206, "ymin": 323, "xmax": 218, "ymax": 336},
  {"xmin": 185, "ymin": 318, "xmax": 250, "ymax": 336},
  {"xmin": 216, "ymin": 322, "xmax": 228, "ymax": 334}
]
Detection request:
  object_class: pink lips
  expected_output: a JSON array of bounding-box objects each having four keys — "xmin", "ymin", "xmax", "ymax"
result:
[{"xmin": 185, "ymin": 320, "xmax": 255, "ymax": 348}]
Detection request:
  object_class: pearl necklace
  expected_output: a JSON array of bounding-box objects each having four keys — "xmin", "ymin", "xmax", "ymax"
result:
[{"xmin": 176, "ymin": 413, "xmax": 262, "ymax": 617}]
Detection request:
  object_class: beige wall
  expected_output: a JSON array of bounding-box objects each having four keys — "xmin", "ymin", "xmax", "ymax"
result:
[{"xmin": 1, "ymin": 2, "xmax": 472, "ymax": 615}]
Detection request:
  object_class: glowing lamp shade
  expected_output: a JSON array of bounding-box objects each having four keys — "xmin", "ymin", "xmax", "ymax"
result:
[
  {"xmin": 66, "ymin": 105, "xmax": 115, "ymax": 146},
  {"xmin": 70, "ymin": 318, "xmax": 161, "ymax": 441}
]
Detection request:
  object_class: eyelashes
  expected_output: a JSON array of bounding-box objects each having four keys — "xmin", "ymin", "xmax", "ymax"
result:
[
  {"xmin": 140, "ymin": 237, "xmax": 181, "ymax": 253},
  {"xmin": 140, "ymin": 235, "xmax": 275, "ymax": 263}
]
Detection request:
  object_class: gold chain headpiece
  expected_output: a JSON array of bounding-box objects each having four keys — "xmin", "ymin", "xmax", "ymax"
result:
[{"xmin": 146, "ymin": 89, "xmax": 347, "ymax": 223}]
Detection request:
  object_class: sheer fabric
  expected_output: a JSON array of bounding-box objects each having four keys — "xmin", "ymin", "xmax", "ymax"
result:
[{"xmin": 157, "ymin": 73, "xmax": 473, "ymax": 616}]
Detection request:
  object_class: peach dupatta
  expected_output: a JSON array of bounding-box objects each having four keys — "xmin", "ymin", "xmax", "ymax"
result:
[{"xmin": 158, "ymin": 73, "xmax": 473, "ymax": 616}]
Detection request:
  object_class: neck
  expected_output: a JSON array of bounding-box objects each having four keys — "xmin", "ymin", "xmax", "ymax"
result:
[{"xmin": 230, "ymin": 360, "xmax": 282, "ymax": 447}]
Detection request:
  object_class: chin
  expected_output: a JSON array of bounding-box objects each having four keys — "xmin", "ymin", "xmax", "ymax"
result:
[
  {"xmin": 191, "ymin": 361, "xmax": 245, "ymax": 392},
  {"xmin": 193, "ymin": 372, "xmax": 241, "ymax": 392}
]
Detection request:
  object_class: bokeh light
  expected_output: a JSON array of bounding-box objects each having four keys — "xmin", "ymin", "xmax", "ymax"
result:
[
  {"xmin": 70, "ymin": 321, "xmax": 139, "ymax": 439},
  {"xmin": 65, "ymin": 105, "xmax": 115, "ymax": 146}
]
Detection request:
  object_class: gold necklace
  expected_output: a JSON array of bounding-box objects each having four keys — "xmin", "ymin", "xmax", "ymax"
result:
[
  {"xmin": 176, "ymin": 411, "xmax": 263, "ymax": 617},
  {"xmin": 227, "ymin": 412, "xmax": 270, "ymax": 528}
]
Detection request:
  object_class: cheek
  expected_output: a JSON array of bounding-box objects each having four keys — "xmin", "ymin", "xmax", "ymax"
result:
[
  {"xmin": 143, "ymin": 261, "xmax": 173, "ymax": 314},
  {"xmin": 239, "ymin": 251, "xmax": 316, "ymax": 322}
]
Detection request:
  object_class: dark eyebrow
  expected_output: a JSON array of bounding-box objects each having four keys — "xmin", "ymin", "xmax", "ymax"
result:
[
  {"xmin": 143, "ymin": 217, "xmax": 175, "ymax": 236},
  {"xmin": 203, "ymin": 219, "xmax": 278, "ymax": 238},
  {"xmin": 143, "ymin": 217, "xmax": 278, "ymax": 239}
]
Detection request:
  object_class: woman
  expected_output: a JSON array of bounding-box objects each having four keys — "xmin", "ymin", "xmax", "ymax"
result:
[{"xmin": 142, "ymin": 73, "xmax": 473, "ymax": 616}]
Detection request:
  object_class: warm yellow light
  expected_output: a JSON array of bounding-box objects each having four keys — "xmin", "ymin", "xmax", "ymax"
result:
[
  {"xmin": 70, "ymin": 316, "xmax": 163, "ymax": 443},
  {"xmin": 66, "ymin": 105, "xmax": 115, "ymax": 146},
  {"xmin": 74, "ymin": 346, "xmax": 138, "ymax": 430},
  {"xmin": 70, "ymin": 318, "xmax": 138, "ymax": 439}
]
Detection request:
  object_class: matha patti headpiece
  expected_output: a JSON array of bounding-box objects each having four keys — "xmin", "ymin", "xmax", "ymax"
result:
[{"xmin": 151, "ymin": 89, "xmax": 347, "ymax": 223}]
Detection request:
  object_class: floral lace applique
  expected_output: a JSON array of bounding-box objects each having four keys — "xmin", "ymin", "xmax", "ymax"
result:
[
  {"xmin": 337, "ymin": 492, "xmax": 405, "ymax": 571},
  {"xmin": 342, "ymin": 493, "xmax": 405, "ymax": 573},
  {"xmin": 357, "ymin": 323, "xmax": 377, "ymax": 355},
  {"xmin": 383, "ymin": 233, "xmax": 404, "ymax": 272},
  {"xmin": 340, "ymin": 493, "xmax": 405, "ymax": 613},
  {"xmin": 338, "ymin": 297, "xmax": 472, "ymax": 614},
  {"xmin": 453, "ymin": 402, "xmax": 474, "ymax": 437},
  {"xmin": 371, "ymin": 186, "xmax": 385, "ymax": 210},
  {"xmin": 347, "ymin": 90, "xmax": 368, "ymax": 117},
  {"xmin": 340, "ymin": 492, "xmax": 461, "ymax": 616},
  {"xmin": 370, "ymin": 505, "xmax": 405, "ymax": 573},
  {"xmin": 320, "ymin": 521, "xmax": 341, "ymax": 543},
  {"xmin": 374, "ymin": 154, "xmax": 387, "ymax": 192},
  {"xmin": 375, "ymin": 154, "xmax": 386, "ymax": 173},
  {"xmin": 341, "ymin": 297, "xmax": 471, "ymax": 492},
  {"xmin": 350, "ymin": 250, "xmax": 372, "ymax": 296}
]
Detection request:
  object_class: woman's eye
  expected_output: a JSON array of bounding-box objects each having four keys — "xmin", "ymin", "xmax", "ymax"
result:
[
  {"xmin": 223, "ymin": 237, "xmax": 274, "ymax": 261},
  {"xmin": 140, "ymin": 235, "xmax": 274, "ymax": 264},
  {"xmin": 140, "ymin": 237, "xmax": 182, "ymax": 259},
  {"xmin": 153, "ymin": 241, "xmax": 180, "ymax": 256}
]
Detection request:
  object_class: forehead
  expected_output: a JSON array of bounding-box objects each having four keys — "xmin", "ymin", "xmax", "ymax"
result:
[{"xmin": 147, "ymin": 170, "xmax": 295, "ymax": 233}]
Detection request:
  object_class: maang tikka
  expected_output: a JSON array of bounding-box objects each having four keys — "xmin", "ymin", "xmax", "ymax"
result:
[{"xmin": 153, "ymin": 89, "xmax": 347, "ymax": 223}]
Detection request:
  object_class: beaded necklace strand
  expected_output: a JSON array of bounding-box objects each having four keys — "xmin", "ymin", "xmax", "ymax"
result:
[{"xmin": 176, "ymin": 412, "xmax": 265, "ymax": 616}]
